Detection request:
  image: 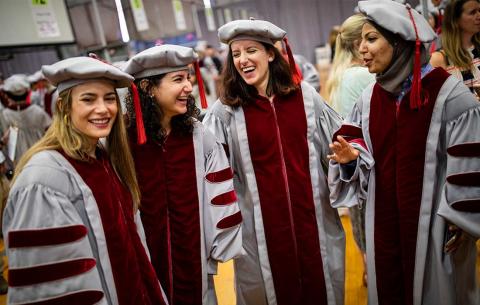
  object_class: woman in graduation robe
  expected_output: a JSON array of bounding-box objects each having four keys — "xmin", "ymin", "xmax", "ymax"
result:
[
  {"xmin": 123, "ymin": 44, "xmax": 243, "ymax": 305},
  {"xmin": 203, "ymin": 19, "xmax": 345, "ymax": 305},
  {"xmin": 0, "ymin": 74, "xmax": 51, "ymax": 162},
  {"xmin": 3, "ymin": 57, "xmax": 168, "ymax": 305},
  {"xmin": 328, "ymin": 1, "xmax": 480, "ymax": 305}
]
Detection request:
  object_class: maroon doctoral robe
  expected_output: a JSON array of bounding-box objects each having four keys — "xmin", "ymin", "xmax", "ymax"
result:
[
  {"xmin": 368, "ymin": 68, "xmax": 450, "ymax": 305},
  {"xmin": 242, "ymin": 89, "xmax": 328, "ymax": 305},
  {"xmin": 130, "ymin": 131, "xmax": 203, "ymax": 305},
  {"xmin": 65, "ymin": 149, "xmax": 166, "ymax": 305}
]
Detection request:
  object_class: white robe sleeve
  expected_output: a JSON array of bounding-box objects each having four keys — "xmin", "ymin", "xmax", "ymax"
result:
[
  {"xmin": 328, "ymin": 102, "xmax": 375, "ymax": 208},
  {"xmin": 314, "ymin": 89, "xmax": 343, "ymax": 170},
  {"xmin": 203, "ymin": 100, "xmax": 232, "ymax": 157},
  {"xmin": 3, "ymin": 184, "xmax": 107, "ymax": 305},
  {"xmin": 203, "ymin": 140, "xmax": 243, "ymax": 274},
  {"xmin": 437, "ymin": 105, "xmax": 480, "ymax": 238}
]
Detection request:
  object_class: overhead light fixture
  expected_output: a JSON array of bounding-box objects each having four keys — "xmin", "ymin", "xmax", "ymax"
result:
[{"xmin": 115, "ymin": 0, "xmax": 130, "ymax": 43}]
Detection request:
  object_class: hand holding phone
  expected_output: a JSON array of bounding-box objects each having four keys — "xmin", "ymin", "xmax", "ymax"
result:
[{"xmin": 444, "ymin": 224, "xmax": 463, "ymax": 253}]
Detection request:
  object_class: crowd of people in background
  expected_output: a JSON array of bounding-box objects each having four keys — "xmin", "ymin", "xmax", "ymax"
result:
[{"xmin": 0, "ymin": 0, "xmax": 479, "ymax": 305}]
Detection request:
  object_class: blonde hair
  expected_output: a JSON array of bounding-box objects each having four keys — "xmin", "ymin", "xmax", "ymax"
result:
[
  {"xmin": 442, "ymin": 0, "xmax": 480, "ymax": 69},
  {"xmin": 14, "ymin": 87, "xmax": 141, "ymax": 209},
  {"xmin": 325, "ymin": 14, "xmax": 367, "ymax": 105}
]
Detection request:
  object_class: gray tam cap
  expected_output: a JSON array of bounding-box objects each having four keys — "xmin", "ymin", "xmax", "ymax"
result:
[
  {"xmin": 123, "ymin": 44, "xmax": 198, "ymax": 79},
  {"xmin": 3, "ymin": 74, "xmax": 30, "ymax": 96},
  {"xmin": 42, "ymin": 57, "xmax": 134, "ymax": 93},
  {"xmin": 27, "ymin": 70, "xmax": 45, "ymax": 84},
  {"xmin": 218, "ymin": 18, "xmax": 286, "ymax": 45},
  {"xmin": 358, "ymin": 0, "xmax": 436, "ymax": 43}
]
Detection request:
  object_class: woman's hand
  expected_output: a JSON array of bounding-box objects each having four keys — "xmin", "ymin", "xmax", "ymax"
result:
[
  {"xmin": 472, "ymin": 84, "xmax": 480, "ymax": 101},
  {"xmin": 327, "ymin": 135, "xmax": 360, "ymax": 164},
  {"xmin": 444, "ymin": 224, "xmax": 466, "ymax": 253}
]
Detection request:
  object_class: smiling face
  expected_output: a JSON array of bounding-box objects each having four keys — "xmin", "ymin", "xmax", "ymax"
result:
[
  {"xmin": 230, "ymin": 39, "xmax": 274, "ymax": 96},
  {"xmin": 359, "ymin": 22, "xmax": 394, "ymax": 74},
  {"xmin": 458, "ymin": 0, "xmax": 480, "ymax": 36},
  {"xmin": 70, "ymin": 80, "xmax": 118, "ymax": 146},
  {"xmin": 152, "ymin": 69, "xmax": 192, "ymax": 121}
]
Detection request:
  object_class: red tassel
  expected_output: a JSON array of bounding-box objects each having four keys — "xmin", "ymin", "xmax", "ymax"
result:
[
  {"xmin": 194, "ymin": 61, "xmax": 208, "ymax": 109},
  {"xmin": 406, "ymin": 5, "xmax": 423, "ymax": 110},
  {"xmin": 131, "ymin": 83, "xmax": 147, "ymax": 145},
  {"xmin": 283, "ymin": 37, "xmax": 302, "ymax": 85},
  {"xmin": 25, "ymin": 90, "xmax": 31, "ymax": 105}
]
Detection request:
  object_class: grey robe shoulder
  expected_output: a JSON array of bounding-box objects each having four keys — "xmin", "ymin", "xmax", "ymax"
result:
[
  {"xmin": 203, "ymin": 99, "xmax": 235, "ymax": 147},
  {"xmin": 208, "ymin": 99, "xmax": 233, "ymax": 126},
  {"xmin": 442, "ymin": 76, "xmax": 480, "ymax": 122},
  {"xmin": 194, "ymin": 121, "xmax": 220, "ymax": 157},
  {"xmin": 11, "ymin": 150, "xmax": 75, "ymax": 197}
]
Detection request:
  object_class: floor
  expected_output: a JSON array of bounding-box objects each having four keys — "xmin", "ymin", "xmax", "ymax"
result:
[
  {"xmin": 0, "ymin": 217, "xmax": 478, "ymax": 305},
  {"xmin": 213, "ymin": 215, "xmax": 480, "ymax": 305},
  {"xmin": 213, "ymin": 215, "xmax": 368, "ymax": 305}
]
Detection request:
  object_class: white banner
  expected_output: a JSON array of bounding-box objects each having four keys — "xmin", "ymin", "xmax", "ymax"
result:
[
  {"xmin": 172, "ymin": 0, "xmax": 187, "ymax": 31},
  {"xmin": 130, "ymin": 0, "xmax": 149, "ymax": 31},
  {"xmin": 224, "ymin": 8, "xmax": 232, "ymax": 23},
  {"xmin": 30, "ymin": 0, "xmax": 61, "ymax": 38},
  {"xmin": 205, "ymin": 7, "xmax": 216, "ymax": 31},
  {"xmin": 216, "ymin": 9, "xmax": 224, "ymax": 26},
  {"xmin": 240, "ymin": 9, "xmax": 248, "ymax": 20}
]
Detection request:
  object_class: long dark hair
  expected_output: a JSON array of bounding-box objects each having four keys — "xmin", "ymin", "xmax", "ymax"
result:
[
  {"xmin": 126, "ymin": 74, "xmax": 200, "ymax": 145},
  {"xmin": 221, "ymin": 42, "xmax": 298, "ymax": 107},
  {"xmin": 442, "ymin": 0, "xmax": 480, "ymax": 69}
]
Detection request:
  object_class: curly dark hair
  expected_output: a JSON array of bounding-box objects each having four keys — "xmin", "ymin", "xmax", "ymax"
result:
[
  {"xmin": 220, "ymin": 42, "xmax": 298, "ymax": 107},
  {"xmin": 125, "ymin": 74, "xmax": 200, "ymax": 145}
]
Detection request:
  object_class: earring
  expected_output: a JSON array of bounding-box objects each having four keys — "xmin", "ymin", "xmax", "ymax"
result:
[{"xmin": 268, "ymin": 58, "xmax": 273, "ymax": 62}]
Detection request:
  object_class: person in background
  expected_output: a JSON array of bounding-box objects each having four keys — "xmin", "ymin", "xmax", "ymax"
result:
[
  {"xmin": 204, "ymin": 18, "xmax": 344, "ymax": 305},
  {"xmin": 3, "ymin": 57, "xmax": 168, "ymax": 305},
  {"xmin": 294, "ymin": 54, "xmax": 321, "ymax": 92},
  {"xmin": 328, "ymin": 1, "xmax": 480, "ymax": 305},
  {"xmin": 205, "ymin": 45, "xmax": 224, "ymax": 74},
  {"xmin": 27, "ymin": 70, "xmax": 55, "ymax": 116},
  {"xmin": 0, "ymin": 74, "xmax": 51, "ymax": 163},
  {"xmin": 430, "ymin": 0, "xmax": 480, "ymax": 97},
  {"xmin": 325, "ymin": 14, "xmax": 375, "ymax": 117},
  {"xmin": 201, "ymin": 45, "xmax": 221, "ymax": 100},
  {"xmin": 324, "ymin": 13, "xmax": 375, "ymax": 286},
  {"xmin": 416, "ymin": 0, "xmax": 446, "ymax": 53},
  {"xmin": 328, "ymin": 25, "xmax": 341, "ymax": 62},
  {"xmin": 123, "ymin": 44, "xmax": 243, "ymax": 305},
  {"xmin": 0, "ymin": 151, "xmax": 9, "ymax": 295},
  {"xmin": 274, "ymin": 41, "xmax": 321, "ymax": 92}
]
